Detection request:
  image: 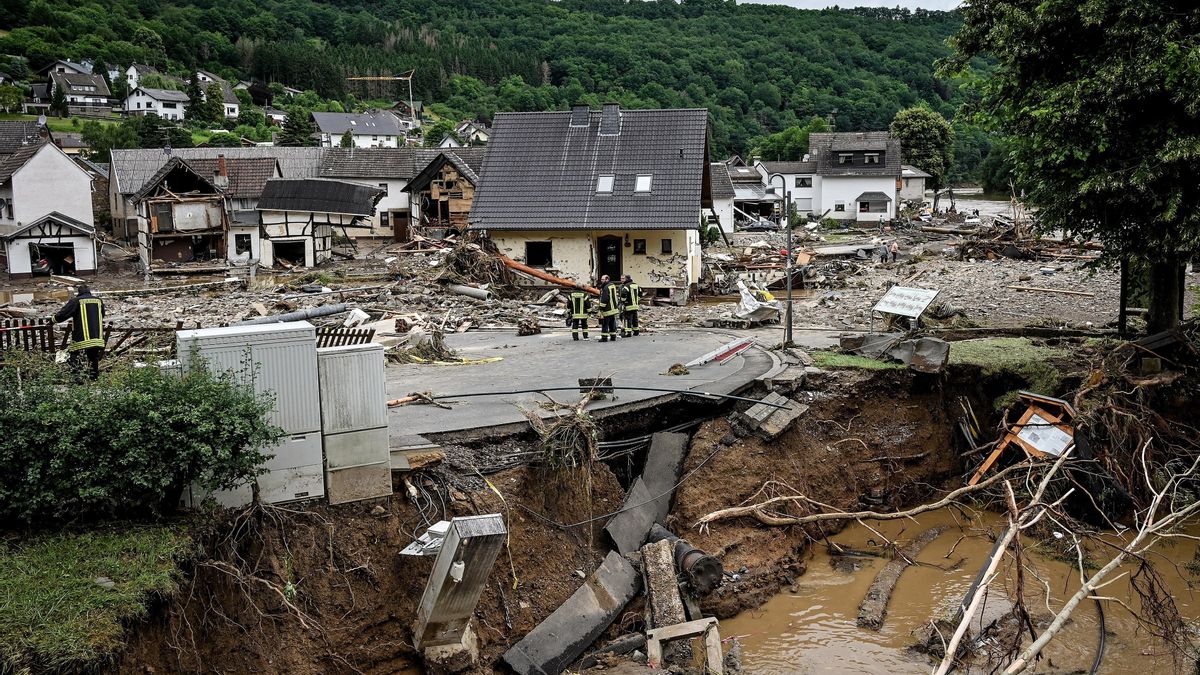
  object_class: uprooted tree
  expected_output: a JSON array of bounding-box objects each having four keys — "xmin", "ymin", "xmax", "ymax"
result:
[{"xmin": 944, "ymin": 0, "xmax": 1200, "ymax": 332}]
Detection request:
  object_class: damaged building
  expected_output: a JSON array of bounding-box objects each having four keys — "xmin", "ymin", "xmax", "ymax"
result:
[
  {"xmin": 403, "ymin": 149, "xmax": 486, "ymax": 240},
  {"xmin": 469, "ymin": 104, "xmax": 710, "ymax": 302},
  {"xmin": 256, "ymin": 178, "xmax": 385, "ymax": 268}
]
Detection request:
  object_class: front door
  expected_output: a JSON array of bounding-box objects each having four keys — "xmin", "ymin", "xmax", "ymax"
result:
[
  {"xmin": 392, "ymin": 211, "xmax": 409, "ymax": 242},
  {"xmin": 597, "ymin": 235, "xmax": 622, "ymax": 282}
]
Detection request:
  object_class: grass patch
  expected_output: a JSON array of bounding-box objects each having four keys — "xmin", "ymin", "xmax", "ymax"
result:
[
  {"xmin": 948, "ymin": 337, "xmax": 1069, "ymax": 408},
  {"xmin": 812, "ymin": 351, "xmax": 905, "ymax": 370},
  {"xmin": 0, "ymin": 113, "xmax": 117, "ymax": 134},
  {"xmin": 0, "ymin": 524, "xmax": 193, "ymax": 671}
]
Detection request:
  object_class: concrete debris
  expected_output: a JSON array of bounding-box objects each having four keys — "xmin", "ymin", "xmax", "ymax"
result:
[
  {"xmin": 646, "ymin": 617, "xmax": 724, "ymax": 674},
  {"xmin": 501, "ymin": 551, "xmax": 642, "ymax": 675},
  {"xmin": 516, "ymin": 316, "xmax": 542, "ymax": 336},
  {"xmin": 731, "ymin": 392, "xmax": 808, "ymax": 441},
  {"xmin": 839, "ymin": 333, "xmax": 951, "ymax": 373}
]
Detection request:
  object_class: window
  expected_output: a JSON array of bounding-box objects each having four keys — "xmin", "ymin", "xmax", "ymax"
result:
[
  {"xmin": 5, "ymin": 202, "xmax": 13, "ymax": 220},
  {"xmin": 834, "ymin": 202, "xmax": 846, "ymax": 212},
  {"xmin": 859, "ymin": 201, "xmax": 871, "ymax": 213},
  {"xmin": 660, "ymin": 238, "xmax": 672, "ymax": 254},
  {"xmin": 865, "ymin": 153, "xmax": 880, "ymax": 165},
  {"xmin": 635, "ymin": 174, "xmax": 653, "ymax": 192},
  {"xmin": 380, "ymin": 211, "xmax": 390, "ymax": 228},
  {"xmin": 234, "ymin": 234, "xmax": 251, "ymax": 255},
  {"xmin": 525, "ymin": 241, "xmax": 553, "ymax": 267},
  {"xmin": 378, "ymin": 183, "xmax": 389, "ymax": 196},
  {"xmin": 162, "ymin": 102, "xmax": 176, "ymax": 109},
  {"xmin": 372, "ymin": 135, "xmax": 378, "ymax": 141},
  {"xmin": 596, "ymin": 174, "xmax": 614, "ymax": 193},
  {"xmin": 795, "ymin": 176, "xmax": 812, "ymax": 188},
  {"xmin": 838, "ymin": 154, "xmax": 852, "ymax": 164},
  {"xmin": 633, "ymin": 238, "xmax": 646, "ymax": 254}
]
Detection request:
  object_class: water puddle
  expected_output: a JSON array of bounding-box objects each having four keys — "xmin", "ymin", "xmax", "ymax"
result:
[
  {"xmin": 723, "ymin": 509, "xmax": 1200, "ymax": 674},
  {"xmin": 0, "ymin": 288, "xmax": 70, "ymax": 304}
]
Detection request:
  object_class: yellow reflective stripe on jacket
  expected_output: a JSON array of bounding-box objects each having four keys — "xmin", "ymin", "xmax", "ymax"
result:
[
  {"xmin": 623, "ymin": 283, "xmax": 639, "ymax": 311},
  {"xmin": 71, "ymin": 298, "xmax": 105, "ymax": 351},
  {"xmin": 569, "ymin": 292, "xmax": 588, "ymax": 319},
  {"xmin": 600, "ymin": 285, "xmax": 620, "ymax": 317}
]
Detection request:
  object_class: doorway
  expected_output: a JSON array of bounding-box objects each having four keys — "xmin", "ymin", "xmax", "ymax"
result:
[
  {"xmin": 392, "ymin": 211, "xmax": 410, "ymax": 242},
  {"xmin": 273, "ymin": 240, "xmax": 308, "ymax": 267},
  {"xmin": 597, "ymin": 235, "xmax": 622, "ymax": 282}
]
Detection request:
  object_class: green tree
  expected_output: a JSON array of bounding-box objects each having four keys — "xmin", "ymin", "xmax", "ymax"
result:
[
  {"xmin": 206, "ymin": 131, "xmax": 242, "ymax": 147},
  {"xmin": 201, "ymin": 82, "xmax": 225, "ymax": 122},
  {"xmin": 339, "ymin": 128, "xmax": 354, "ymax": 148},
  {"xmin": 750, "ymin": 117, "xmax": 830, "ymax": 161},
  {"xmin": 183, "ymin": 72, "xmax": 203, "ymax": 121},
  {"xmin": 889, "ymin": 105, "xmax": 954, "ymax": 208},
  {"xmin": 132, "ymin": 26, "xmax": 166, "ymax": 67},
  {"xmin": 92, "ymin": 58, "xmax": 113, "ymax": 98},
  {"xmin": 50, "ymin": 81, "xmax": 67, "ymax": 117},
  {"xmin": 80, "ymin": 119, "xmax": 139, "ymax": 162},
  {"xmin": 422, "ymin": 119, "xmax": 457, "ymax": 148},
  {"xmin": 277, "ymin": 107, "xmax": 315, "ymax": 146},
  {"xmin": 0, "ymin": 84, "xmax": 23, "ymax": 113},
  {"xmin": 948, "ymin": 0, "xmax": 1200, "ymax": 331}
]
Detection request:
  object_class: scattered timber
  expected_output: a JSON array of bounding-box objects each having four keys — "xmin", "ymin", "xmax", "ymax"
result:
[
  {"xmin": 857, "ymin": 527, "xmax": 943, "ymax": 630},
  {"xmin": 94, "ymin": 277, "xmax": 245, "ymax": 298}
]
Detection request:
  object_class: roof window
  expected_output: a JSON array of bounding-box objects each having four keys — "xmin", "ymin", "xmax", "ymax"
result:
[
  {"xmin": 596, "ymin": 175, "xmax": 614, "ymax": 193},
  {"xmin": 634, "ymin": 174, "xmax": 652, "ymax": 192}
]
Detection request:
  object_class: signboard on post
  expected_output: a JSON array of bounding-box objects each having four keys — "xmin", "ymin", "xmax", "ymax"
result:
[{"xmin": 873, "ymin": 286, "xmax": 940, "ymax": 319}]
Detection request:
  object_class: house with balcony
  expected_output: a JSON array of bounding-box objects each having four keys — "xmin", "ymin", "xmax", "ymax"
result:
[{"xmin": 124, "ymin": 87, "xmax": 189, "ymax": 121}]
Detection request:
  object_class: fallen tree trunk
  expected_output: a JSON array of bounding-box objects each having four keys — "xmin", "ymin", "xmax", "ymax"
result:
[
  {"xmin": 857, "ymin": 527, "xmax": 943, "ymax": 630},
  {"xmin": 499, "ymin": 255, "xmax": 599, "ymax": 295}
]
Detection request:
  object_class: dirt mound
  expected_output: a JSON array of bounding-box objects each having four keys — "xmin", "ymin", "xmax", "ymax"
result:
[
  {"xmin": 670, "ymin": 369, "xmax": 965, "ymax": 618},
  {"xmin": 112, "ymin": 464, "xmax": 624, "ymax": 674}
]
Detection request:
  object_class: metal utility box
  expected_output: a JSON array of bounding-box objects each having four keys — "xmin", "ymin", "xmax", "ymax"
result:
[
  {"xmin": 177, "ymin": 321, "xmax": 324, "ymax": 505},
  {"xmin": 317, "ymin": 343, "xmax": 392, "ymax": 505}
]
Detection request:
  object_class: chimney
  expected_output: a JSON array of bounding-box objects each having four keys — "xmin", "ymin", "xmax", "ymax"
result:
[
  {"xmin": 598, "ymin": 102, "xmax": 621, "ymax": 136},
  {"xmin": 569, "ymin": 104, "xmax": 589, "ymax": 128},
  {"xmin": 214, "ymin": 154, "xmax": 229, "ymax": 189}
]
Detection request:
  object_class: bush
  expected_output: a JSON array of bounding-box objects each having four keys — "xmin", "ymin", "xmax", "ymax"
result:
[{"xmin": 0, "ymin": 354, "xmax": 281, "ymax": 525}]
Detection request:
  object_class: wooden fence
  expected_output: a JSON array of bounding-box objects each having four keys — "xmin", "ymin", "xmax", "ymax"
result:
[{"xmin": 0, "ymin": 318, "xmax": 56, "ymax": 352}]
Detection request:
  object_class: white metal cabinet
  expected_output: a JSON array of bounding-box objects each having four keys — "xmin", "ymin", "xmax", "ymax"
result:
[
  {"xmin": 257, "ymin": 464, "xmax": 324, "ymax": 504},
  {"xmin": 317, "ymin": 343, "xmax": 392, "ymax": 504},
  {"xmin": 263, "ymin": 432, "xmax": 324, "ymax": 472}
]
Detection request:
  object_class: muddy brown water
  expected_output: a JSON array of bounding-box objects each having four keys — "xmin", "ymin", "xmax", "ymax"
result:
[
  {"xmin": 723, "ymin": 509, "xmax": 1200, "ymax": 674},
  {"xmin": 0, "ymin": 288, "xmax": 69, "ymax": 304}
]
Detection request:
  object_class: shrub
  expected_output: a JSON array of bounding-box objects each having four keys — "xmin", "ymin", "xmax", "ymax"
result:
[{"xmin": 0, "ymin": 354, "xmax": 281, "ymax": 525}]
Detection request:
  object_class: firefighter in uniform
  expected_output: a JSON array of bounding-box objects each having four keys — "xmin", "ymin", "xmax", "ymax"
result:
[
  {"xmin": 619, "ymin": 274, "xmax": 640, "ymax": 337},
  {"xmin": 53, "ymin": 284, "xmax": 105, "ymax": 380},
  {"xmin": 567, "ymin": 286, "xmax": 591, "ymax": 340},
  {"xmin": 597, "ymin": 274, "xmax": 621, "ymax": 342}
]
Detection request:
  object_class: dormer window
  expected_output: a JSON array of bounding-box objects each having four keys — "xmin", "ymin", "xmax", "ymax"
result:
[
  {"xmin": 838, "ymin": 154, "xmax": 852, "ymax": 165},
  {"xmin": 596, "ymin": 175, "xmax": 614, "ymax": 193},
  {"xmin": 634, "ymin": 174, "xmax": 653, "ymax": 192},
  {"xmin": 865, "ymin": 153, "xmax": 880, "ymax": 165}
]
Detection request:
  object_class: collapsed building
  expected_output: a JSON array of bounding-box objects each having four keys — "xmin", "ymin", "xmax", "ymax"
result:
[
  {"xmin": 468, "ymin": 104, "xmax": 711, "ymax": 303},
  {"xmin": 256, "ymin": 178, "xmax": 385, "ymax": 268}
]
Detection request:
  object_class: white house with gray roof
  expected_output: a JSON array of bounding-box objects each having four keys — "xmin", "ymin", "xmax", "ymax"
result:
[
  {"xmin": 312, "ymin": 111, "xmax": 404, "ymax": 148},
  {"xmin": 469, "ymin": 104, "xmax": 711, "ymax": 302},
  {"xmin": 124, "ymin": 87, "xmax": 190, "ymax": 121}
]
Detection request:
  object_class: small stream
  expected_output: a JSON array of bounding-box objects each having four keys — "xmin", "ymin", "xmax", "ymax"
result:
[{"xmin": 723, "ymin": 510, "xmax": 1200, "ymax": 674}]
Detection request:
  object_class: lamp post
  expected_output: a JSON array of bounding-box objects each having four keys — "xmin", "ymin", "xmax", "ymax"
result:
[{"xmin": 767, "ymin": 175, "xmax": 793, "ymax": 345}]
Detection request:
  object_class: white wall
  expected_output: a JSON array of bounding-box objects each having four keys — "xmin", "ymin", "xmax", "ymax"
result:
[
  {"xmin": 711, "ymin": 197, "xmax": 735, "ymax": 233},
  {"xmin": 319, "ymin": 133, "xmax": 400, "ymax": 148},
  {"xmin": 5, "ymin": 235, "xmax": 96, "ymax": 276},
  {"xmin": 227, "ymin": 224, "xmax": 261, "ymax": 264},
  {"xmin": 11, "ymin": 145, "xmax": 93, "ymax": 227},
  {"xmin": 489, "ymin": 228, "xmax": 700, "ymax": 290},
  {"xmin": 899, "ymin": 177, "xmax": 926, "ymax": 202},
  {"xmin": 124, "ymin": 89, "xmax": 188, "ymax": 121},
  {"xmin": 817, "ymin": 175, "xmax": 897, "ymax": 221}
]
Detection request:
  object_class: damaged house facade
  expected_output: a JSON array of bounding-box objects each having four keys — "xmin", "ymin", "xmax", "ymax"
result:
[
  {"xmin": 754, "ymin": 131, "xmax": 902, "ymax": 222},
  {"xmin": 256, "ymin": 178, "xmax": 384, "ymax": 268},
  {"xmin": 403, "ymin": 149, "xmax": 487, "ymax": 240},
  {"xmin": 470, "ymin": 104, "xmax": 710, "ymax": 302},
  {"xmin": 708, "ymin": 161, "xmax": 782, "ymax": 233}
]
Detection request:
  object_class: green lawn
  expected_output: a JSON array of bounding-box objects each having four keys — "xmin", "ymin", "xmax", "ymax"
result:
[
  {"xmin": 0, "ymin": 113, "xmax": 117, "ymax": 133},
  {"xmin": 0, "ymin": 524, "xmax": 193, "ymax": 672},
  {"xmin": 811, "ymin": 351, "xmax": 905, "ymax": 370}
]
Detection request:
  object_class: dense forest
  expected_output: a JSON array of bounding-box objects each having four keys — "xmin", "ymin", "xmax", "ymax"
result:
[{"xmin": 0, "ymin": 0, "xmax": 996, "ymax": 177}]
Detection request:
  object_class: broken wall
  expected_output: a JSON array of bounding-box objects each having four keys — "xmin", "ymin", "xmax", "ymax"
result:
[{"xmin": 490, "ymin": 228, "xmax": 699, "ymax": 289}]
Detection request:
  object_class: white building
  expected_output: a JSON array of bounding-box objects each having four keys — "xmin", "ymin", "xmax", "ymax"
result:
[
  {"xmin": 900, "ymin": 164, "xmax": 932, "ymax": 203},
  {"xmin": 125, "ymin": 63, "xmax": 157, "ymax": 91},
  {"xmin": 256, "ymin": 178, "xmax": 384, "ymax": 267},
  {"xmin": 756, "ymin": 132, "xmax": 902, "ymax": 223},
  {"xmin": 0, "ymin": 142, "xmax": 96, "ymax": 277},
  {"xmin": 312, "ymin": 111, "xmax": 404, "ymax": 148},
  {"xmin": 196, "ymin": 70, "xmax": 240, "ymax": 119},
  {"xmin": 49, "ymin": 71, "xmax": 111, "ymax": 107},
  {"xmin": 124, "ymin": 87, "xmax": 190, "ymax": 121},
  {"xmin": 3, "ymin": 213, "xmax": 97, "ymax": 278}
]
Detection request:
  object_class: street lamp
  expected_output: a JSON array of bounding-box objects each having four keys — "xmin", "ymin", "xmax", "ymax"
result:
[{"xmin": 766, "ymin": 175, "xmax": 793, "ymax": 346}]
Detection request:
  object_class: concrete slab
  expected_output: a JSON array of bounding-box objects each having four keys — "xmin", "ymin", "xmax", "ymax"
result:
[{"xmin": 385, "ymin": 329, "xmax": 775, "ymax": 439}]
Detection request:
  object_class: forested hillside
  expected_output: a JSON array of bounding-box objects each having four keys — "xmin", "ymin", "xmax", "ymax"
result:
[{"xmin": 0, "ymin": 0, "xmax": 981, "ymax": 163}]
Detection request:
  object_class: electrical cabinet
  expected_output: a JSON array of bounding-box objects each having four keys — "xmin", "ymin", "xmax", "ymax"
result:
[{"xmin": 317, "ymin": 343, "xmax": 391, "ymax": 504}]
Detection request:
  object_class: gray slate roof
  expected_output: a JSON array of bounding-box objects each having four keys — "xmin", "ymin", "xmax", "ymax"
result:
[
  {"xmin": 111, "ymin": 147, "xmax": 327, "ymax": 196},
  {"xmin": 902, "ymin": 164, "xmax": 932, "ymax": 179},
  {"xmin": 257, "ymin": 178, "xmax": 385, "ymax": 216},
  {"xmin": 312, "ymin": 111, "xmax": 403, "ymax": 137},
  {"xmin": 198, "ymin": 71, "xmax": 239, "ymax": 105},
  {"xmin": 759, "ymin": 160, "xmax": 817, "ymax": 175},
  {"xmin": 135, "ymin": 87, "xmax": 189, "ymax": 102},
  {"xmin": 709, "ymin": 163, "xmax": 735, "ymax": 201},
  {"xmin": 855, "ymin": 191, "xmax": 893, "ymax": 202},
  {"xmin": 809, "ymin": 132, "xmax": 901, "ymax": 176},
  {"xmin": 469, "ymin": 107, "xmax": 710, "ymax": 231},
  {"xmin": 0, "ymin": 143, "xmax": 44, "ymax": 185},
  {"xmin": 318, "ymin": 147, "xmax": 488, "ymax": 181},
  {"xmin": 51, "ymin": 72, "xmax": 111, "ymax": 97},
  {"xmin": 0, "ymin": 121, "xmax": 47, "ymax": 155}
]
